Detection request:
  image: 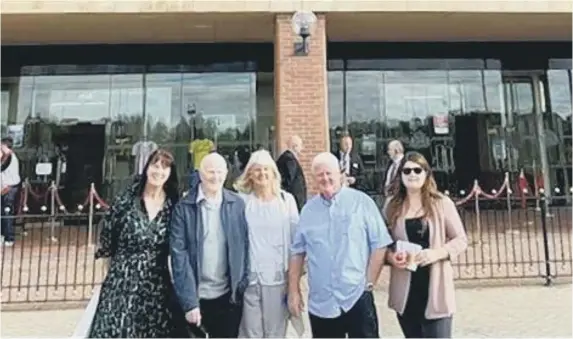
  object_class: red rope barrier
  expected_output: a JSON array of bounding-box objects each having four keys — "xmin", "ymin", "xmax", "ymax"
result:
[
  {"xmin": 448, "ymin": 172, "xmax": 510, "ymax": 206},
  {"xmin": 90, "ymin": 187, "xmax": 109, "ymax": 210}
]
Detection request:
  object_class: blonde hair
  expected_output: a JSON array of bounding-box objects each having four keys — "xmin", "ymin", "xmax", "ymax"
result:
[{"xmin": 233, "ymin": 149, "xmax": 282, "ymax": 196}]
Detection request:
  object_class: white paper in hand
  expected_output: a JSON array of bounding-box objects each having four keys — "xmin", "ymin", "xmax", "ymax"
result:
[
  {"xmin": 284, "ymin": 293, "xmax": 305, "ymax": 337},
  {"xmin": 396, "ymin": 240, "xmax": 423, "ymax": 272},
  {"xmin": 290, "ymin": 314, "xmax": 305, "ymax": 337}
]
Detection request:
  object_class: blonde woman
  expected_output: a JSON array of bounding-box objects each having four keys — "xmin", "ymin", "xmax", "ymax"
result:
[{"xmin": 234, "ymin": 149, "xmax": 299, "ymax": 338}]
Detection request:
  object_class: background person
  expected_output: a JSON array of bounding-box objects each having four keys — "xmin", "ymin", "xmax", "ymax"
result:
[
  {"xmin": 332, "ymin": 134, "xmax": 364, "ymax": 191},
  {"xmin": 234, "ymin": 150, "xmax": 299, "ymax": 338},
  {"xmin": 383, "ymin": 140, "xmax": 405, "ymax": 196},
  {"xmin": 384, "ymin": 152, "xmax": 468, "ymax": 338},
  {"xmin": 275, "ymin": 135, "xmax": 307, "ymax": 211},
  {"xmin": 1, "ymin": 139, "xmax": 21, "ymax": 247}
]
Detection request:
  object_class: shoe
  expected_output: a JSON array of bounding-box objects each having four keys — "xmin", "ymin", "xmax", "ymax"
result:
[{"xmin": 1, "ymin": 240, "xmax": 14, "ymax": 247}]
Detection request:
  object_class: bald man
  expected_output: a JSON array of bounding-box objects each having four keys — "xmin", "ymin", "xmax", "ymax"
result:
[
  {"xmin": 276, "ymin": 135, "xmax": 307, "ymax": 211},
  {"xmin": 383, "ymin": 140, "xmax": 405, "ymax": 196},
  {"xmin": 170, "ymin": 153, "xmax": 250, "ymax": 338}
]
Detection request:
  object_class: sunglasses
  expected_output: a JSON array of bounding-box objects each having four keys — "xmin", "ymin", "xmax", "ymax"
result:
[{"xmin": 401, "ymin": 167, "xmax": 424, "ymax": 175}]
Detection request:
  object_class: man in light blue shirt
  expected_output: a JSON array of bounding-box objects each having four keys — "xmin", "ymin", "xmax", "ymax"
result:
[{"xmin": 287, "ymin": 152, "xmax": 392, "ymax": 338}]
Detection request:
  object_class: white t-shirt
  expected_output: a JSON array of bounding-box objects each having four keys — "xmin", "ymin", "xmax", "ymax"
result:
[
  {"xmin": 239, "ymin": 191, "xmax": 299, "ymax": 286},
  {"xmin": 1, "ymin": 153, "xmax": 21, "ymax": 188},
  {"xmin": 131, "ymin": 141, "xmax": 158, "ymax": 175}
]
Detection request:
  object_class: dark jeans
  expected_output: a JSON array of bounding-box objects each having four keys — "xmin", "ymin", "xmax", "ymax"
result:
[
  {"xmin": 1, "ymin": 186, "xmax": 18, "ymax": 242},
  {"xmin": 397, "ymin": 313, "xmax": 452, "ymax": 338},
  {"xmin": 309, "ymin": 291, "xmax": 379, "ymax": 338},
  {"xmin": 192, "ymin": 292, "xmax": 242, "ymax": 338}
]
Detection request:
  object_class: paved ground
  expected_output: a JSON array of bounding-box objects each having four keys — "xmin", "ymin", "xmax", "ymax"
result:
[{"xmin": 2, "ymin": 284, "xmax": 571, "ymax": 338}]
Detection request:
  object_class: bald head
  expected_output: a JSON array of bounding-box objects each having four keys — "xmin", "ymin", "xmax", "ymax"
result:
[
  {"xmin": 287, "ymin": 135, "xmax": 303, "ymax": 155},
  {"xmin": 200, "ymin": 152, "xmax": 227, "ymax": 172},
  {"xmin": 387, "ymin": 140, "xmax": 404, "ymax": 160},
  {"xmin": 199, "ymin": 152, "xmax": 228, "ymax": 195}
]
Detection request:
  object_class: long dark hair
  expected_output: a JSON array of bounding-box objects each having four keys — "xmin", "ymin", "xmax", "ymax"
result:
[
  {"xmin": 138, "ymin": 149, "xmax": 179, "ymax": 205},
  {"xmin": 386, "ymin": 152, "xmax": 441, "ymax": 229}
]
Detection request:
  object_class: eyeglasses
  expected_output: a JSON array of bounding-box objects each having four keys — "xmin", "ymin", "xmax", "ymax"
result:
[{"xmin": 401, "ymin": 167, "xmax": 424, "ymax": 175}]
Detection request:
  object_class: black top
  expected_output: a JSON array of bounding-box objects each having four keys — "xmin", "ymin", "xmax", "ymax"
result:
[
  {"xmin": 404, "ymin": 217, "xmax": 431, "ymax": 319},
  {"xmin": 276, "ymin": 150, "xmax": 307, "ymax": 211}
]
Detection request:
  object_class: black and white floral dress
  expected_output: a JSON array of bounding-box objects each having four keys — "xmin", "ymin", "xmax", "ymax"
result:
[{"xmin": 88, "ymin": 182, "xmax": 186, "ymax": 338}]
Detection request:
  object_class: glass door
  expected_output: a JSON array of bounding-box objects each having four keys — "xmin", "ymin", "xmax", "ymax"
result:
[
  {"xmin": 545, "ymin": 68, "xmax": 572, "ymax": 200},
  {"xmin": 502, "ymin": 74, "xmax": 550, "ymax": 196}
]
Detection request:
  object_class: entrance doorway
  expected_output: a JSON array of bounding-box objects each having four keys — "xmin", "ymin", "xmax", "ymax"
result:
[
  {"xmin": 498, "ymin": 73, "xmax": 550, "ymax": 198},
  {"xmin": 58, "ymin": 123, "xmax": 106, "ymax": 209}
]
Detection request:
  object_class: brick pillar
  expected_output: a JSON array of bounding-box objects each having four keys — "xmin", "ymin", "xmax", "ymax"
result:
[{"xmin": 274, "ymin": 14, "xmax": 328, "ymax": 194}]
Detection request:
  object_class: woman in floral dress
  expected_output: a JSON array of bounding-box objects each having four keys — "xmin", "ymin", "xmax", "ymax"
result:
[{"xmin": 88, "ymin": 149, "xmax": 187, "ymax": 338}]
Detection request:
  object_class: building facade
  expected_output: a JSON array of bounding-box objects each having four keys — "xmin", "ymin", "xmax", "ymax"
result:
[{"xmin": 1, "ymin": 1, "xmax": 571, "ymax": 206}]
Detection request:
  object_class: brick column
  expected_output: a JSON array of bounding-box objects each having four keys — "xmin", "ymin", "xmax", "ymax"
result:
[{"xmin": 274, "ymin": 13, "xmax": 328, "ymax": 194}]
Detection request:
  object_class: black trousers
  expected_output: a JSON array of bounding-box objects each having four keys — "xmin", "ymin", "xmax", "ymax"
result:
[
  {"xmin": 190, "ymin": 292, "xmax": 242, "ymax": 338},
  {"xmin": 397, "ymin": 313, "xmax": 452, "ymax": 338},
  {"xmin": 309, "ymin": 291, "xmax": 379, "ymax": 338}
]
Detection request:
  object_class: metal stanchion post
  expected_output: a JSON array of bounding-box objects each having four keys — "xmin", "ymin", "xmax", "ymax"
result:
[
  {"xmin": 50, "ymin": 181, "xmax": 57, "ymax": 242},
  {"xmin": 88, "ymin": 183, "xmax": 94, "ymax": 247},
  {"xmin": 506, "ymin": 173, "xmax": 514, "ymax": 234},
  {"xmin": 539, "ymin": 190, "xmax": 552, "ymax": 286},
  {"xmin": 473, "ymin": 180, "xmax": 481, "ymax": 245}
]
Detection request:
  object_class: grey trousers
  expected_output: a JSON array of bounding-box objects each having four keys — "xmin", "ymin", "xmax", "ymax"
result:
[{"xmin": 239, "ymin": 283, "xmax": 289, "ymax": 338}]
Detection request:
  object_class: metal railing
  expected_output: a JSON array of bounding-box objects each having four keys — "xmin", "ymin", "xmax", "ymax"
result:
[{"xmin": 1, "ymin": 179, "xmax": 571, "ymax": 304}]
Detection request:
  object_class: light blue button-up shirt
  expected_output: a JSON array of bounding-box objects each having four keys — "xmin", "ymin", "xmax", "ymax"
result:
[{"xmin": 291, "ymin": 187, "xmax": 392, "ymax": 318}]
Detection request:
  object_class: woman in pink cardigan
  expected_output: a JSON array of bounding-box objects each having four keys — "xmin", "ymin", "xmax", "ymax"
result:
[{"xmin": 384, "ymin": 152, "xmax": 468, "ymax": 338}]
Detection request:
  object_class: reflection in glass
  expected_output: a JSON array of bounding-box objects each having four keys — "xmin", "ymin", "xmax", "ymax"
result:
[
  {"xmin": 145, "ymin": 72, "xmax": 182, "ymax": 145},
  {"xmin": 502, "ymin": 79, "xmax": 537, "ymax": 172},
  {"xmin": 327, "ymin": 66, "xmax": 509, "ymax": 193},
  {"xmin": 1, "ymin": 65, "xmax": 270, "ymax": 204},
  {"xmin": 107, "ymin": 74, "xmax": 144, "ymax": 196},
  {"xmin": 327, "ymin": 71, "xmax": 344, "ymax": 146},
  {"xmin": 345, "ymin": 71, "xmax": 381, "ymax": 139},
  {"xmin": 546, "ymin": 69, "xmax": 572, "ymax": 194},
  {"xmin": 182, "ymin": 72, "xmax": 255, "ymax": 178},
  {"xmin": 255, "ymin": 72, "xmax": 275, "ymax": 155}
]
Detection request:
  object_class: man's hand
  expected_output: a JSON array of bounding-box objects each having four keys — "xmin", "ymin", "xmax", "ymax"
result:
[
  {"xmin": 287, "ymin": 291, "xmax": 304, "ymax": 317},
  {"xmin": 347, "ymin": 176, "xmax": 356, "ymax": 185},
  {"xmin": 185, "ymin": 308, "xmax": 202, "ymax": 326},
  {"xmin": 1, "ymin": 186, "xmax": 10, "ymax": 196},
  {"xmin": 388, "ymin": 251, "xmax": 408, "ymax": 269}
]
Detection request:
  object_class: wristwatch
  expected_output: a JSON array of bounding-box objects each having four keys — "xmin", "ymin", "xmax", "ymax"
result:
[{"xmin": 365, "ymin": 282, "xmax": 374, "ymax": 292}]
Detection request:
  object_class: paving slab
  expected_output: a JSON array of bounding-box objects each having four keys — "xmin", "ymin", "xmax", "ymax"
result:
[{"xmin": 1, "ymin": 284, "xmax": 571, "ymax": 338}]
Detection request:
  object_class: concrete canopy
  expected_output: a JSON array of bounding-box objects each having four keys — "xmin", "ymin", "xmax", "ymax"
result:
[{"xmin": 1, "ymin": 11, "xmax": 570, "ymax": 45}]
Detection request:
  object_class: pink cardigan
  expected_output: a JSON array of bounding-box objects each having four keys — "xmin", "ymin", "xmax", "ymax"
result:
[{"xmin": 385, "ymin": 195, "xmax": 468, "ymax": 319}]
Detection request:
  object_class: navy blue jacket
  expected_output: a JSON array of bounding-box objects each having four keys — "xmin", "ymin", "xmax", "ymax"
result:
[
  {"xmin": 188, "ymin": 169, "xmax": 200, "ymax": 191},
  {"xmin": 169, "ymin": 186, "xmax": 250, "ymax": 313}
]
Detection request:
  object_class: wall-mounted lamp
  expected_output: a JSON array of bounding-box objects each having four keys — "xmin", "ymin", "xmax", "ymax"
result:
[{"xmin": 291, "ymin": 11, "xmax": 317, "ymax": 56}]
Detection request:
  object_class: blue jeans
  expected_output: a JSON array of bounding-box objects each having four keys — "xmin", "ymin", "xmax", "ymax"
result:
[{"xmin": 1, "ymin": 186, "xmax": 19, "ymax": 242}]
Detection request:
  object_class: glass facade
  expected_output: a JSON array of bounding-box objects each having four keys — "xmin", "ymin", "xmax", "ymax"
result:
[
  {"xmin": 1, "ymin": 44, "xmax": 275, "ymax": 206},
  {"xmin": 327, "ymin": 42, "xmax": 572, "ymax": 196}
]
